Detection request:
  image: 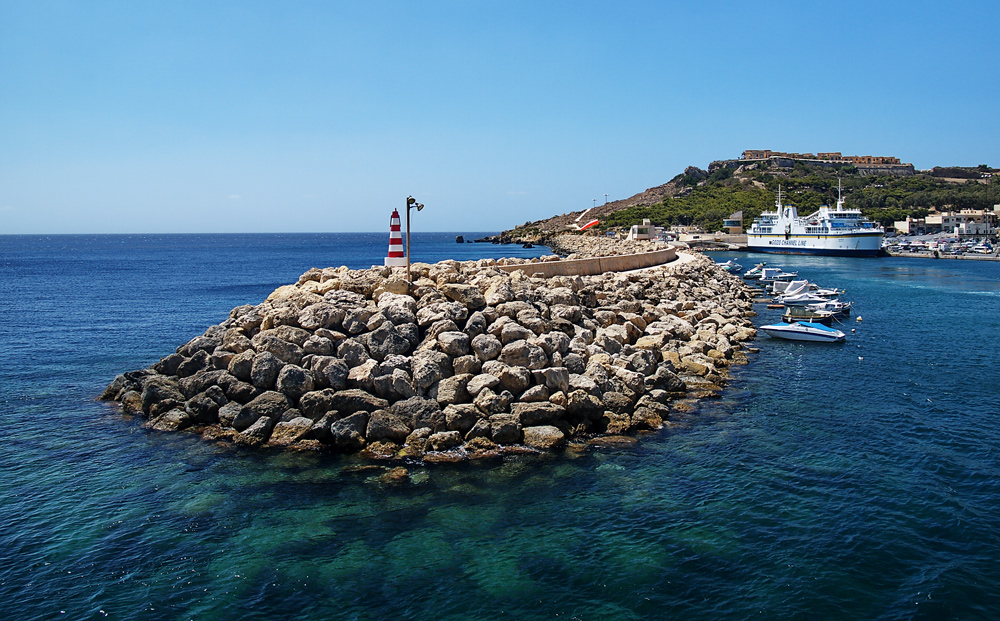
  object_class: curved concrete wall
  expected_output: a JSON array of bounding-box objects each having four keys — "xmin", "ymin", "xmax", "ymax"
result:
[{"xmin": 497, "ymin": 247, "xmax": 677, "ymax": 278}]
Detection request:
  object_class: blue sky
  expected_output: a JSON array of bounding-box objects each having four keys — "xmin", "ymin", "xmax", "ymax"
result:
[{"xmin": 2, "ymin": 1, "xmax": 997, "ymax": 233}]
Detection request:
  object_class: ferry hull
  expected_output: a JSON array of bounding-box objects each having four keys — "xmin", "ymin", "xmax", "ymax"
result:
[{"xmin": 747, "ymin": 234, "xmax": 882, "ymax": 257}]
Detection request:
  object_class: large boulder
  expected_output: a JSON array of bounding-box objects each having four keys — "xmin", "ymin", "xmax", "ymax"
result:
[
  {"xmin": 309, "ymin": 356, "xmax": 350, "ymax": 390},
  {"xmin": 232, "ymin": 391, "xmax": 290, "ymax": 431},
  {"xmin": 268, "ymin": 417, "xmax": 315, "ymax": 446},
  {"xmin": 140, "ymin": 376, "xmax": 184, "ymax": 415},
  {"xmin": 250, "ymin": 331, "xmax": 305, "ymax": 365},
  {"xmin": 439, "ymin": 283, "xmax": 486, "ymax": 310},
  {"xmin": 443, "ymin": 403, "xmax": 481, "ymax": 433},
  {"xmin": 498, "ymin": 340, "xmax": 547, "ymax": 370},
  {"xmin": 391, "ymin": 396, "xmax": 445, "ymax": 432},
  {"xmin": 366, "ymin": 409, "xmax": 411, "ymax": 443},
  {"xmin": 365, "ymin": 322, "xmax": 411, "ymax": 362},
  {"xmin": 250, "ymin": 352, "xmax": 285, "ymax": 390},
  {"xmin": 511, "ymin": 402, "xmax": 565, "ymax": 426},
  {"xmin": 329, "ymin": 412, "xmax": 370, "ymax": 451},
  {"xmin": 411, "ymin": 350, "xmax": 452, "ymax": 391},
  {"xmin": 435, "ymin": 373, "xmax": 472, "ymax": 405},
  {"xmin": 297, "ymin": 302, "xmax": 345, "ymax": 331},
  {"xmin": 329, "ymin": 389, "xmax": 389, "ymax": 416},
  {"xmin": 489, "ymin": 413, "xmax": 521, "ymax": 444},
  {"xmin": 522, "ymin": 425, "xmax": 566, "ymax": 450},
  {"xmin": 275, "ymin": 365, "xmax": 314, "ymax": 401},
  {"xmin": 377, "ymin": 292, "xmax": 418, "ymax": 325},
  {"xmin": 437, "ymin": 331, "xmax": 471, "ymax": 357},
  {"xmin": 471, "ymin": 334, "xmax": 502, "ymax": 361}
]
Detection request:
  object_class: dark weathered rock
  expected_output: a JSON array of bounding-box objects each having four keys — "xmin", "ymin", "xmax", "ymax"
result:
[
  {"xmin": 498, "ymin": 365, "xmax": 532, "ymax": 395},
  {"xmin": 522, "ymin": 425, "xmax": 566, "ymax": 450},
  {"xmin": 176, "ymin": 350, "xmax": 211, "ymax": 378},
  {"xmin": 437, "ymin": 331, "xmax": 470, "ymax": 357},
  {"xmin": 329, "ymin": 389, "xmax": 389, "ymax": 416},
  {"xmin": 218, "ymin": 401, "xmax": 243, "ymax": 427},
  {"xmin": 435, "ymin": 373, "xmax": 472, "ymax": 405},
  {"xmin": 337, "ymin": 339, "xmax": 369, "ymax": 368},
  {"xmin": 298, "ymin": 388, "xmax": 338, "ymax": 420},
  {"xmin": 330, "ymin": 412, "xmax": 370, "ymax": 451},
  {"xmin": 150, "ymin": 408, "xmax": 192, "ymax": 432},
  {"xmin": 427, "ymin": 430, "xmax": 462, "ymax": 451},
  {"xmin": 365, "ymin": 322, "xmax": 411, "ymax": 362},
  {"xmin": 489, "ymin": 413, "xmax": 521, "ymax": 444},
  {"xmin": 411, "ymin": 350, "xmax": 452, "ymax": 392},
  {"xmin": 566, "ymin": 389, "xmax": 604, "ymax": 420},
  {"xmin": 232, "ymin": 391, "xmax": 290, "ymax": 432},
  {"xmin": 228, "ymin": 350, "xmax": 255, "ymax": 382},
  {"xmin": 268, "ymin": 417, "xmax": 314, "ymax": 446},
  {"xmin": 471, "ymin": 333, "xmax": 502, "ymax": 361},
  {"xmin": 275, "ymin": 364, "xmax": 314, "ymax": 401},
  {"xmin": 511, "ymin": 401, "xmax": 565, "ymax": 426},
  {"xmin": 391, "ymin": 396, "xmax": 445, "ymax": 432},
  {"xmin": 498, "ymin": 340, "xmax": 547, "ymax": 370},
  {"xmin": 140, "ymin": 375, "xmax": 184, "ymax": 414},
  {"xmin": 185, "ymin": 389, "xmax": 225, "ymax": 424},
  {"xmin": 444, "ymin": 403, "xmax": 481, "ymax": 433},
  {"xmin": 237, "ymin": 414, "xmax": 275, "ymax": 447},
  {"xmin": 250, "ymin": 352, "xmax": 284, "ymax": 390},
  {"xmin": 179, "ymin": 369, "xmax": 226, "ymax": 399},
  {"xmin": 366, "ymin": 409, "xmax": 411, "ymax": 443},
  {"xmin": 154, "ymin": 353, "xmax": 185, "ymax": 376}
]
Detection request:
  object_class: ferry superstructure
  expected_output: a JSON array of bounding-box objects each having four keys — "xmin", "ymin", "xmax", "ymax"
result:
[{"xmin": 747, "ymin": 185, "xmax": 883, "ymax": 257}]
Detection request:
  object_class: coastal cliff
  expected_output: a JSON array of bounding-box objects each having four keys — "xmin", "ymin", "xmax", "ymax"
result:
[{"xmin": 101, "ymin": 238, "xmax": 757, "ymax": 462}]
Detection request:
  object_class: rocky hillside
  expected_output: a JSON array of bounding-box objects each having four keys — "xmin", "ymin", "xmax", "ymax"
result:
[
  {"xmin": 495, "ymin": 158, "xmax": 998, "ymax": 241},
  {"xmin": 101, "ymin": 242, "xmax": 758, "ymax": 469},
  {"xmin": 493, "ymin": 169, "xmax": 708, "ymax": 243}
]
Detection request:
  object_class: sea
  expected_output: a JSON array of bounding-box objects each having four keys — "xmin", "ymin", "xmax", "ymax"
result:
[{"xmin": 1, "ymin": 234, "xmax": 998, "ymax": 620}]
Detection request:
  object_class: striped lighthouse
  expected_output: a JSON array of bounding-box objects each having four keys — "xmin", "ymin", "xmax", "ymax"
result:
[{"xmin": 384, "ymin": 209, "xmax": 407, "ymax": 267}]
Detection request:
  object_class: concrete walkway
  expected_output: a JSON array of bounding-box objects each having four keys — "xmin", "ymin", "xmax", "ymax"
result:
[{"xmin": 620, "ymin": 250, "xmax": 699, "ymax": 274}]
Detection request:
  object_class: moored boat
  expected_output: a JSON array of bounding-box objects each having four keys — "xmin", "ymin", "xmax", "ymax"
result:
[
  {"xmin": 760, "ymin": 321, "xmax": 846, "ymax": 342},
  {"xmin": 742, "ymin": 262, "xmax": 768, "ymax": 279}
]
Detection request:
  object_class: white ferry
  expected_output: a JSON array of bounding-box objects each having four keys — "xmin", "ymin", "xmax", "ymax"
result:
[{"xmin": 747, "ymin": 185, "xmax": 883, "ymax": 257}]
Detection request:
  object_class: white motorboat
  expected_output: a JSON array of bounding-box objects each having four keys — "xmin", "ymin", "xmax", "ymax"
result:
[
  {"xmin": 715, "ymin": 259, "xmax": 743, "ymax": 273},
  {"xmin": 776, "ymin": 291, "xmax": 834, "ymax": 306},
  {"xmin": 760, "ymin": 321, "xmax": 846, "ymax": 342},
  {"xmin": 806, "ymin": 300, "xmax": 853, "ymax": 316},
  {"xmin": 742, "ymin": 262, "xmax": 768, "ymax": 279}
]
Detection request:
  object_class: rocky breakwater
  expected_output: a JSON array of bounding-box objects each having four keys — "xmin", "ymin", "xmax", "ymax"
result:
[
  {"xmin": 101, "ymin": 253, "xmax": 757, "ymax": 462},
  {"xmin": 546, "ymin": 233, "xmax": 668, "ymax": 258}
]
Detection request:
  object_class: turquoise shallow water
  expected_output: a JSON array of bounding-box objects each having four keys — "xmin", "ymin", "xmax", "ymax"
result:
[{"xmin": 1, "ymin": 236, "xmax": 999, "ymax": 619}]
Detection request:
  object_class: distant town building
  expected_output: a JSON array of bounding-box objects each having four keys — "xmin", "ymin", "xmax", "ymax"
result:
[
  {"xmin": 723, "ymin": 211, "xmax": 743, "ymax": 234},
  {"xmin": 627, "ymin": 219, "xmax": 654, "ymax": 241},
  {"xmin": 741, "ymin": 150, "xmax": 903, "ymax": 166},
  {"xmin": 894, "ymin": 209, "xmax": 996, "ymax": 236}
]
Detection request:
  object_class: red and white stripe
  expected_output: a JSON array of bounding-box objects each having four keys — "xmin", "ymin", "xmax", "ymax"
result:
[{"xmin": 384, "ymin": 209, "xmax": 407, "ymax": 266}]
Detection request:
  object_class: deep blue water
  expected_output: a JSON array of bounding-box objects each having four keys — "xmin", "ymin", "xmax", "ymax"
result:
[{"xmin": 1, "ymin": 236, "xmax": 999, "ymax": 620}]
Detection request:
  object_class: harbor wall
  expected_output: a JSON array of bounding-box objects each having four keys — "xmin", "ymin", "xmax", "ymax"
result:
[{"xmin": 497, "ymin": 247, "xmax": 677, "ymax": 277}]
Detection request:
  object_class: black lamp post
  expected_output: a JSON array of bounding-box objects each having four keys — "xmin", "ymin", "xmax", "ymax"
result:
[{"xmin": 405, "ymin": 195, "xmax": 424, "ymax": 284}]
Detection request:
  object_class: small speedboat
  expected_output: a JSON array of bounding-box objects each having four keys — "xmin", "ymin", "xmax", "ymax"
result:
[
  {"xmin": 806, "ymin": 300, "xmax": 853, "ymax": 316},
  {"xmin": 760, "ymin": 321, "xmax": 846, "ymax": 342},
  {"xmin": 715, "ymin": 259, "xmax": 743, "ymax": 273},
  {"xmin": 743, "ymin": 262, "xmax": 768, "ymax": 279}
]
